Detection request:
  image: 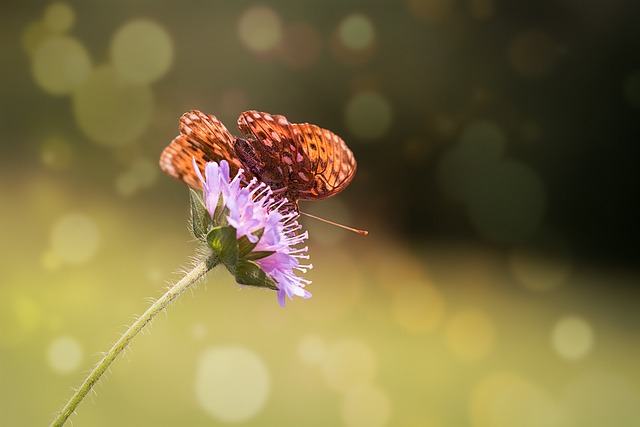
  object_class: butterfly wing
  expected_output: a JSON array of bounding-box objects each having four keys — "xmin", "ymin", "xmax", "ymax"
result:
[
  {"xmin": 290, "ymin": 122, "xmax": 357, "ymax": 200},
  {"xmin": 237, "ymin": 111, "xmax": 357, "ymax": 201},
  {"xmin": 160, "ymin": 110, "xmax": 243, "ymax": 189}
]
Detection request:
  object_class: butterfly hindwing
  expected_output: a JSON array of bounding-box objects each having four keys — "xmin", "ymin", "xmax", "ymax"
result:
[
  {"xmin": 160, "ymin": 110, "xmax": 243, "ymax": 189},
  {"xmin": 290, "ymin": 122, "xmax": 356, "ymax": 200}
]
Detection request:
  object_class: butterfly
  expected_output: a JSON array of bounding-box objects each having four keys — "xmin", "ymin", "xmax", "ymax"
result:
[{"xmin": 160, "ymin": 110, "xmax": 358, "ymax": 214}]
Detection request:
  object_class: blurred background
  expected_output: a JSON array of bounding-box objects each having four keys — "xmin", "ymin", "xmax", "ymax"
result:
[{"xmin": 1, "ymin": 0, "xmax": 639, "ymax": 426}]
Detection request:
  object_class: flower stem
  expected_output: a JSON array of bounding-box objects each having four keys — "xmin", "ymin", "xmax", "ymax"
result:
[{"xmin": 50, "ymin": 254, "xmax": 219, "ymax": 427}]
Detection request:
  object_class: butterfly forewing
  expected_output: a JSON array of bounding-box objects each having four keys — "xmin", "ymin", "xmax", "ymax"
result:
[
  {"xmin": 160, "ymin": 110, "xmax": 243, "ymax": 189},
  {"xmin": 291, "ymin": 122, "xmax": 356, "ymax": 200}
]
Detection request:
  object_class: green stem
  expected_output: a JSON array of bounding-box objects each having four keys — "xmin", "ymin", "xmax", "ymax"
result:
[{"xmin": 50, "ymin": 255, "xmax": 219, "ymax": 427}]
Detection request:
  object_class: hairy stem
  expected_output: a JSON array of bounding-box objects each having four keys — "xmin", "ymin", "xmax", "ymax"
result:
[{"xmin": 50, "ymin": 255, "xmax": 219, "ymax": 427}]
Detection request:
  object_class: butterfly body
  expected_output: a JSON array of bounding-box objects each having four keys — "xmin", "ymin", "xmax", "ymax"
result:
[{"xmin": 160, "ymin": 110, "xmax": 357, "ymax": 212}]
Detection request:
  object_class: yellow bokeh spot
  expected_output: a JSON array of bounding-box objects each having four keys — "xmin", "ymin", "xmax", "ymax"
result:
[
  {"xmin": 445, "ymin": 309, "xmax": 495, "ymax": 361},
  {"xmin": 470, "ymin": 372, "xmax": 567, "ymax": 427},
  {"xmin": 338, "ymin": 14, "xmax": 375, "ymax": 51},
  {"xmin": 341, "ymin": 384, "xmax": 392, "ymax": 427},
  {"xmin": 195, "ymin": 346, "xmax": 270, "ymax": 422},
  {"xmin": 22, "ymin": 21, "xmax": 54, "ymax": 56},
  {"xmin": 297, "ymin": 335, "xmax": 327, "ymax": 366},
  {"xmin": 391, "ymin": 282, "xmax": 445, "ymax": 334},
  {"xmin": 322, "ymin": 339, "xmax": 377, "ymax": 393},
  {"xmin": 44, "ymin": 2, "xmax": 75, "ymax": 33},
  {"xmin": 72, "ymin": 65, "xmax": 154, "ymax": 146},
  {"xmin": 32, "ymin": 35, "xmax": 91, "ymax": 95},
  {"xmin": 552, "ymin": 315, "xmax": 594, "ymax": 360},
  {"xmin": 509, "ymin": 30, "xmax": 558, "ymax": 79},
  {"xmin": 50, "ymin": 212, "xmax": 100, "ymax": 265},
  {"xmin": 238, "ymin": 6, "xmax": 282, "ymax": 53},
  {"xmin": 47, "ymin": 336, "xmax": 83, "ymax": 374},
  {"xmin": 345, "ymin": 91, "xmax": 393, "ymax": 140},
  {"xmin": 0, "ymin": 293, "xmax": 41, "ymax": 347},
  {"xmin": 111, "ymin": 19, "xmax": 174, "ymax": 85},
  {"xmin": 437, "ymin": 119, "xmax": 506, "ymax": 203}
]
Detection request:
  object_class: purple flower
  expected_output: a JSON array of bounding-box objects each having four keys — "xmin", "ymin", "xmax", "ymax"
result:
[{"xmin": 194, "ymin": 159, "xmax": 312, "ymax": 306}]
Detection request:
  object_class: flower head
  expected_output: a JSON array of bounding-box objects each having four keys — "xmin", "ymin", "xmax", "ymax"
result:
[{"xmin": 193, "ymin": 159, "xmax": 312, "ymax": 306}]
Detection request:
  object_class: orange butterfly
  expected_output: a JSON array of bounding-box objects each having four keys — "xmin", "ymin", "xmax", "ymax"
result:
[{"xmin": 160, "ymin": 110, "xmax": 358, "ymax": 213}]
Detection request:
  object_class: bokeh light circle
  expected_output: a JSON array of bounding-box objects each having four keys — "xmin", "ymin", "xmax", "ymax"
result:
[
  {"xmin": 50, "ymin": 212, "xmax": 100, "ymax": 265},
  {"xmin": 0, "ymin": 293, "xmax": 41, "ymax": 347},
  {"xmin": 111, "ymin": 19, "xmax": 174, "ymax": 85},
  {"xmin": 47, "ymin": 336, "xmax": 83, "ymax": 374},
  {"xmin": 341, "ymin": 384, "xmax": 392, "ymax": 427},
  {"xmin": 32, "ymin": 35, "xmax": 91, "ymax": 95},
  {"xmin": 391, "ymin": 282, "xmax": 445, "ymax": 334},
  {"xmin": 195, "ymin": 346, "xmax": 270, "ymax": 422},
  {"xmin": 437, "ymin": 119, "xmax": 506, "ymax": 203},
  {"xmin": 72, "ymin": 65, "xmax": 154, "ymax": 146},
  {"xmin": 322, "ymin": 339, "xmax": 377, "ymax": 393},
  {"xmin": 552, "ymin": 315, "xmax": 594, "ymax": 360},
  {"xmin": 22, "ymin": 21, "xmax": 53, "ymax": 56},
  {"xmin": 445, "ymin": 309, "xmax": 495, "ymax": 361},
  {"xmin": 44, "ymin": 3, "xmax": 75, "ymax": 33},
  {"xmin": 297, "ymin": 335, "xmax": 327, "ymax": 366},
  {"xmin": 238, "ymin": 6, "xmax": 282, "ymax": 53},
  {"xmin": 345, "ymin": 91, "xmax": 393, "ymax": 139},
  {"xmin": 338, "ymin": 14, "xmax": 375, "ymax": 51}
]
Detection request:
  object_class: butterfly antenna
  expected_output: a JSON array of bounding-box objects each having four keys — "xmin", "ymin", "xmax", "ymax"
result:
[{"xmin": 299, "ymin": 211, "xmax": 369, "ymax": 235}]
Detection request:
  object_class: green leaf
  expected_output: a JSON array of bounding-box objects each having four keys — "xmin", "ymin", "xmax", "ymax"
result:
[
  {"xmin": 234, "ymin": 259, "xmax": 278, "ymax": 290},
  {"xmin": 207, "ymin": 226, "xmax": 239, "ymax": 269},
  {"xmin": 189, "ymin": 189, "xmax": 211, "ymax": 240}
]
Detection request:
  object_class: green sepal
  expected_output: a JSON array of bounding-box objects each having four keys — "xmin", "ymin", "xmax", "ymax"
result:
[
  {"xmin": 243, "ymin": 250, "xmax": 276, "ymax": 261},
  {"xmin": 206, "ymin": 226, "xmax": 239, "ymax": 269},
  {"xmin": 189, "ymin": 189, "xmax": 211, "ymax": 240},
  {"xmin": 237, "ymin": 228, "xmax": 265, "ymax": 258},
  {"xmin": 234, "ymin": 259, "xmax": 278, "ymax": 290}
]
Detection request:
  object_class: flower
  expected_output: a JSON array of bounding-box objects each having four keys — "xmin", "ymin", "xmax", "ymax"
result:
[{"xmin": 193, "ymin": 159, "xmax": 312, "ymax": 306}]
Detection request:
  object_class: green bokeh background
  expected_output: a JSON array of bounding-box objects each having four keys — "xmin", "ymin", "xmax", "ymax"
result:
[{"xmin": 1, "ymin": 1, "xmax": 639, "ymax": 426}]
